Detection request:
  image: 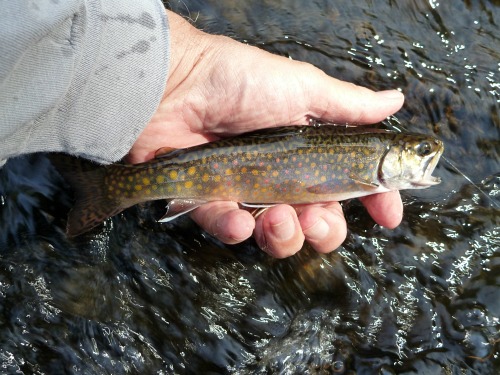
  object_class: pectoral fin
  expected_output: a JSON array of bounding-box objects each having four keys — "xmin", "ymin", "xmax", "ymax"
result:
[
  {"xmin": 158, "ymin": 199, "xmax": 207, "ymax": 222},
  {"xmin": 349, "ymin": 173, "xmax": 379, "ymax": 188},
  {"xmin": 306, "ymin": 174, "xmax": 379, "ymax": 195},
  {"xmin": 306, "ymin": 181, "xmax": 341, "ymax": 195}
]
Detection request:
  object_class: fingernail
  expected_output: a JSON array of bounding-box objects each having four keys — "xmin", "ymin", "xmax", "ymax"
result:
[
  {"xmin": 270, "ymin": 214, "xmax": 295, "ymax": 241},
  {"xmin": 304, "ymin": 217, "xmax": 329, "ymax": 241},
  {"xmin": 377, "ymin": 89, "xmax": 404, "ymax": 100}
]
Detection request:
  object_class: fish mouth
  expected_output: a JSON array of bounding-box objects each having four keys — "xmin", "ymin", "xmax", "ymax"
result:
[{"xmin": 413, "ymin": 145, "xmax": 444, "ymax": 187}]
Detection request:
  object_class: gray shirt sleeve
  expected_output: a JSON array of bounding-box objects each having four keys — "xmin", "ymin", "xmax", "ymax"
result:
[{"xmin": 0, "ymin": 0, "xmax": 170, "ymax": 166}]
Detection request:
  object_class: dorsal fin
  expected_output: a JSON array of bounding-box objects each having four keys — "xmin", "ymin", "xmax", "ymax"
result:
[{"xmin": 155, "ymin": 146, "xmax": 178, "ymax": 158}]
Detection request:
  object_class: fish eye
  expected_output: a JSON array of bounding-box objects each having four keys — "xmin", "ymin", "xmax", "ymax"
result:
[{"xmin": 416, "ymin": 141, "xmax": 432, "ymax": 157}]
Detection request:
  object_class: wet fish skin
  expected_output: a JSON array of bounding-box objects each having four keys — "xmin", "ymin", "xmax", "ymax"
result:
[{"xmin": 50, "ymin": 125, "xmax": 444, "ymax": 236}]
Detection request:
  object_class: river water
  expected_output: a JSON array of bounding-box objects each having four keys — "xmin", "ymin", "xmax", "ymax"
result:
[{"xmin": 1, "ymin": 1, "xmax": 499, "ymax": 374}]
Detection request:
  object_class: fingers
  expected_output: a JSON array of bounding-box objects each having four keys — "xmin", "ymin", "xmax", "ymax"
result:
[
  {"xmin": 295, "ymin": 202, "xmax": 347, "ymax": 254},
  {"xmin": 189, "ymin": 192, "xmax": 401, "ymax": 258},
  {"xmin": 359, "ymin": 191, "xmax": 403, "ymax": 229},
  {"xmin": 189, "ymin": 201, "xmax": 255, "ymax": 244},
  {"xmin": 245, "ymin": 203, "xmax": 348, "ymax": 257},
  {"xmin": 254, "ymin": 205, "xmax": 305, "ymax": 258},
  {"xmin": 192, "ymin": 202, "xmax": 348, "ymax": 258}
]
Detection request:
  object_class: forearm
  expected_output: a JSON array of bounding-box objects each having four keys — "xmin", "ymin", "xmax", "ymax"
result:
[{"xmin": 0, "ymin": 0, "xmax": 169, "ymax": 166}]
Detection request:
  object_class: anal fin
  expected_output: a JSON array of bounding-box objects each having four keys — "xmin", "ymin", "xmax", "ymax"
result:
[
  {"xmin": 240, "ymin": 203, "xmax": 276, "ymax": 219},
  {"xmin": 240, "ymin": 203, "xmax": 275, "ymax": 209},
  {"xmin": 158, "ymin": 198, "xmax": 207, "ymax": 222}
]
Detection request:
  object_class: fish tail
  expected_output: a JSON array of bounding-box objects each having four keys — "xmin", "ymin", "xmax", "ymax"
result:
[{"xmin": 49, "ymin": 154, "xmax": 125, "ymax": 236}]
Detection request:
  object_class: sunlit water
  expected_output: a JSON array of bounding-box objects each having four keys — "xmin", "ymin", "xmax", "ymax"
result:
[{"xmin": 1, "ymin": 1, "xmax": 499, "ymax": 374}]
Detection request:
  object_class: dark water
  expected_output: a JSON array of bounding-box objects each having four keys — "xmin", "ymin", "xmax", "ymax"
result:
[{"xmin": 1, "ymin": 0, "xmax": 499, "ymax": 373}]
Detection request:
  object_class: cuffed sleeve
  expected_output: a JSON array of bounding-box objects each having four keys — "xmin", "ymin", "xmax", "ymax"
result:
[{"xmin": 0, "ymin": 0, "xmax": 170, "ymax": 166}]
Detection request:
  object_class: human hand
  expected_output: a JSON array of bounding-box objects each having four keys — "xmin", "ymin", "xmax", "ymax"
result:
[{"xmin": 128, "ymin": 11, "xmax": 405, "ymax": 258}]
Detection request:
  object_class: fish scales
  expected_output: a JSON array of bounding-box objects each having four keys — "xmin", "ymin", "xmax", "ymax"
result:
[
  {"xmin": 50, "ymin": 125, "xmax": 444, "ymax": 236},
  {"xmin": 105, "ymin": 130, "xmax": 385, "ymax": 204}
]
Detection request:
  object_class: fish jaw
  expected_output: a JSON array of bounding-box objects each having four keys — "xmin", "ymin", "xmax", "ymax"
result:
[
  {"xmin": 380, "ymin": 135, "xmax": 444, "ymax": 191},
  {"xmin": 410, "ymin": 141, "xmax": 444, "ymax": 188}
]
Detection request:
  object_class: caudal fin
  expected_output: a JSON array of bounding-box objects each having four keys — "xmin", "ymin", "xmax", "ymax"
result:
[{"xmin": 49, "ymin": 154, "xmax": 125, "ymax": 236}]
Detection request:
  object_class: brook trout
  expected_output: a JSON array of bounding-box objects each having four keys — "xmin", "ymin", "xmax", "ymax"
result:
[{"xmin": 51, "ymin": 125, "xmax": 444, "ymax": 236}]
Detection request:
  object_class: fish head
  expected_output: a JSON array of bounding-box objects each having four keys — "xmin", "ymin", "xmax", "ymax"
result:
[{"xmin": 379, "ymin": 134, "xmax": 444, "ymax": 190}]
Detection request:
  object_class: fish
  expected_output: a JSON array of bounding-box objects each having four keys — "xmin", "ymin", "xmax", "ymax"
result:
[{"xmin": 49, "ymin": 125, "xmax": 444, "ymax": 236}]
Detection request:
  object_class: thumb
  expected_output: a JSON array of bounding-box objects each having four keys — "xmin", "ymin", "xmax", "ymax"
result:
[{"xmin": 306, "ymin": 73, "xmax": 405, "ymax": 124}]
